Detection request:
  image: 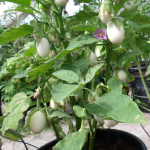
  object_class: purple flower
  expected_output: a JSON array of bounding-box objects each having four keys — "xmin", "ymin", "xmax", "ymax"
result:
[
  {"xmin": 93, "ymin": 28, "xmax": 107, "ymax": 40},
  {"xmin": 72, "ymin": 51, "xmax": 77, "ymax": 56}
]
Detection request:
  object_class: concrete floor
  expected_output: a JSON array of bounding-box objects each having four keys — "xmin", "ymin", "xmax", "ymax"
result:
[{"xmin": 1, "ymin": 113, "xmax": 150, "ymax": 150}]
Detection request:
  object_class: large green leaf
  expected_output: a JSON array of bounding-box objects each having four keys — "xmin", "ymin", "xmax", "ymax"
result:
[
  {"xmin": 53, "ymin": 129, "xmax": 89, "ymax": 150},
  {"xmin": 2, "ymin": 0, "xmax": 31, "ymax": 6},
  {"xmin": 86, "ymin": 91, "xmax": 146, "ymax": 124},
  {"xmin": 67, "ymin": 34, "xmax": 99, "ymax": 50},
  {"xmin": 52, "ymin": 64, "xmax": 104, "ymax": 103},
  {"xmin": 27, "ymin": 50, "xmax": 73, "ymax": 82},
  {"xmin": 71, "ymin": 24, "xmax": 97, "ymax": 32},
  {"xmin": 119, "ymin": 5, "xmax": 138, "ymax": 18},
  {"xmin": 107, "ymin": 77, "xmax": 123, "ymax": 91},
  {"xmin": 5, "ymin": 6, "xmax": 33, "ymax": 14},
  {"xmin": 74, "ymin": 58, "xmax": 92, "ymax": 73},
  {"xmin": 0, "ymin": 25, "xmax": 33, "ymax": 45},
  {"xmin": 117, "ymin": 51, "xmax": 143, "ymax": 67},
  {"xmin": 2, "ymin": 92, "xmax": 31, "ymax": 134},
  {"xmin": 51, "ymin": 111, "xmax": 71, "ymax": 118},
  {"xmin": 53, "ymin": 70, "xmax": 78, "ymax": 83}
]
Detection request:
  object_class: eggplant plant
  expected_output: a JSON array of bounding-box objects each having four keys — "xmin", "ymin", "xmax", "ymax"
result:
[{"xmin": 0, "ymin": 0, "xmax": 150, "ymax": 149}]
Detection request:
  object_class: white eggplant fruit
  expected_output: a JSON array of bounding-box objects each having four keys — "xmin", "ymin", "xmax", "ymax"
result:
[
  {"xmin": 29, "ymin": 111, "xmax": 46, "ymax": 134},
  {"xmin": 104, "ymin": 120, "xmax": 118, "ymax": 127},
  {"xmin": 36, "ymin": 37, "xmax": 50, "ymax": 58},
  {"xmin": 107, "ymin": 18, "xmax": 125, "ymax": 44}
]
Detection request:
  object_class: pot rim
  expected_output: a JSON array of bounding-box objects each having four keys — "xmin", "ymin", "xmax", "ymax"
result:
[{"xmin": 37, "ymin": 128, "xmax": 147, "ymax": 150}]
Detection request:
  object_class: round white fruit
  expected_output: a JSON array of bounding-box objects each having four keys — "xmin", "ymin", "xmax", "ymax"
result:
[
  {"xmin": 94, "ymin": 115, "xmax": 104, "ymax": 124},
  {"xmin": 36, "ymin": 37, "xmax": 50, "ymax": 58},
  {"xmin": 49, "ymin": 50, "xmax": 57, "ymax": 57},
  {"xmin": 29, "ymin": 111, "xmax": 46, "ymax": 134},
  {"xmin": 90, "ymin": 51, "xmax": 97, "ymax": 66},
  {"xmin": 107, "ymin": 21, "xmax": 125, "ymax": 44},
  {"xmin": 114, "ymin": 70, "xmax": 127, "ymax": 82},
  {"xmin": 104, "ymin": 120, "xmax": 117, "ymax": 127},
  {"xmin": 100, "ymin": 10, "xmax": 112, "ymax": 24},
  {"xmin": 60, "ymin": 100, "xmax": 66, "ymax": 108},
  {"xmin": 95, "ymin": 47, "xmax": 101, "ymax": 57},
  {"xmin": 55, "ymin": 0, "xmax": 68, "ymax": 7},
  {"xmin": 118, "ymin": 70, "xmax": 127, "ymax": 82},
  {"xmin": 50, "ymin": 99, "xmax": 59, "ymax": 110}
]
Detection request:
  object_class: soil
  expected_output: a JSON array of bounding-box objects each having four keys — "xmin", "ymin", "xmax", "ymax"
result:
[{"xmin": 86, "ymin": 138, "xmax": 138, "ymax": 150}]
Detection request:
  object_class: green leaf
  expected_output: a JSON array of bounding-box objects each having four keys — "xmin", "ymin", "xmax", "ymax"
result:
[
  {"xmin": 73, "ymin": 106, "xmax": 89, "ymax": 118},
  {"xmin": 51, "ymin": 111, "xmax": 71, "ymax": 118},
  {"xmin": 114, "ymin": 0, "xmax": 130, "ymax": 15},
  {"xmin": 0, "ymin": 116, "xmax": 4, "ymax": 128},
  {"xmin": 2, "ymin": 0, "xmax": 31, "ymax": 6},
  {"xmin": 2, "ymin": 92, "xmax": 31, "ymax": 134},
  {"xmin": 136, "ymin": 24, "xmax": 150, "ymax": 32},
  {"xmin": 5, "ymin": 6, "xmax": 33, "ymax": 14},
  {"xmin": 66, "ymin": 11, "xmax": 98, "ymax": 27},
  {"xmin": 52, "ymin": 64, "xmax": 104, "ymax": 103},
  {"xmin": 83, "ymin": 4, "xmax": 91, "ymax": 11},
  {"xmin": 52, "ymin": 83, "xmax": 79, "ymax": 103},
  {"xmin": 127, "ymin": 72, "xmax": 135, "ymax": 82},
  {"xmin": 4, "ymin": 130, "xmax": 25, "ymax": 140},
  {"xmin": 6, "ymin": 57, "xmax": 19, "ymax": 66},
  {"xmin": 74, "ymin": 58, "xmax": 92, "ymax": 73},
  {"xmin": 53, "ymin": 70, "xmax": 78, "ymax": 83},
  {"xmin": 107, "ymin": 77, "xmax": 123, "ymax": 91},
  {"xmin": 124, "ymin": 56, "xmax": 135, "ymax": 68},
  {"xmin": 145, "ymin": 65, "xmax": 150, "ymax": 76},
  {"xmin": 119, "ymin": 5, "xmax": 138, "ymax": 18},
  {"xmin": 24, "ymin": 42, "xmax": 35, "ymax": 57},
  {"xmin": 13, "ymin": 70, "xmax": 28, "ymax": 79},
  {"xmin": 27, "ymin": 50, "xmax": 73, "ymax": 82},
  {"xmin": 129, "ymin": 12, "xmax": 150, "ymax": 25},
  {"xmin": 53, "ymin": 129, "xmax": 90, "ymax": 150},
  {"xmin": 61, "ymin": 64, "xmax": 83, "ymax": 82},
  {"xmin": 85, "ymin": 64, "xmax": 103, "ymax": 83},
  {"xmin": 77, "ymin": 0, "xmax": 92, "ymax": 3},
  {"xmin": 0, "ymin": 25, "xmax": 34, "ymax": 45},
  {"xmin": 67, "ymin": 34, "xmax": 99, "ymax": 50},
  {"xmin": 86, "ymin": 91, "xmax": 146, "ymax": 124},
  {"xmin": 71, "ymin": 24, "xmax": 97, "ymax": 32},
  {"xmin": 117, "ymin": 51, "xmax": 143, "ymax": 67}
]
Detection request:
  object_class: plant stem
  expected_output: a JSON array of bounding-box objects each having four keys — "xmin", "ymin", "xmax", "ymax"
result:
[
  {"xmin": 106, "ymin": 43, "xmax": 112, "ymax": 83},
  {"xmin": 51, "ymin": 119, "xmax": 60, "ymax": 141},
  {"xmin": 89, "ymin": 119, "xmax": 97, "ymax": 150},
  {"xmin": 80, "ymin": 90, "xmax": 94, "ymax": 137},
  {"xmin": 136, "ymin": 56, "xmax": 150, "ymax": 100},
  {"xmin": 69, "ymin": 96, "xmax": 81, "ymax": 131}
]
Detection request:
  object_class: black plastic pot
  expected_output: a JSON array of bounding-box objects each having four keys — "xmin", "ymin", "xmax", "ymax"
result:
[
  {"xmin": 129, "ymin": 64, "xmax": 150, "ymax": 112},
  {"xmin": 37, "ymin": 129, "xmax": 147, "ymax": 150}
]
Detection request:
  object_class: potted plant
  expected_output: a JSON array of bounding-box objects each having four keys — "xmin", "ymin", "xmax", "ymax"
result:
[{"xmin": 0, "ymin": 0, "xmax": 149, "ymax": 149}]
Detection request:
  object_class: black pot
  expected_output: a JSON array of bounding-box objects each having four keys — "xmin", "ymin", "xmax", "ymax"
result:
[
  {"xmin": 37, "ymin": 129, "xmax": 147, "ymax": 150},
  {"xmin": 129, "ymin": 64, "xmax": 150, "ymax": 112}
]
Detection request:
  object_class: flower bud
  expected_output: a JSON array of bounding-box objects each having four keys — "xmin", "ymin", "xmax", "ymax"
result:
[
  {"xmin": 88, "ymin": 92, "xmax": 96, "ymax": 103},
  {"xmin": 48, "ymin": 28, "xmax": 59, "ymax": 43}
]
